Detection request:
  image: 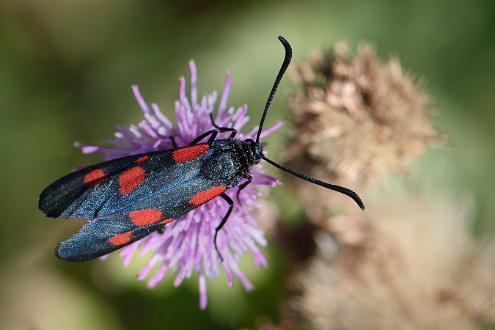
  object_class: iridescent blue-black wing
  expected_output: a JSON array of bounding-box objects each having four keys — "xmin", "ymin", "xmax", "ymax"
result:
[
  {"xmin": 55, "ymin": 209, "xmax": 175, "ymax": 261},
  {"xmin": 38, "ymin": 144, "xmax": 210, "ymax": 219},
  {"xmin": 41, "ymin": 141, "xmax": 243, "ymax": 261}
]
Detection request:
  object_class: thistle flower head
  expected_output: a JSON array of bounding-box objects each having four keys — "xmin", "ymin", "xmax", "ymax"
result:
[{"xmin": 76, "ymin": 61, "xmax": 280, "ymax": 309}]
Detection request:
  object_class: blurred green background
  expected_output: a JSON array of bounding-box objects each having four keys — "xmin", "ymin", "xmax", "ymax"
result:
[{"xmin": 0, "ymin": 0, "xmax": 494, "ymax": 329}]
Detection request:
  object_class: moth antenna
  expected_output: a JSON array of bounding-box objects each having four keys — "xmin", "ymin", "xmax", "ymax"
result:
[
  {"xmin": 257, "ymin": 37, "xmax": 364, "ymax": 210},
  {"xmin": 261, "ymin": 155, "xmax": 365, "ymax": 210},
  {"xmin": 256, "ymin": 36, "xmax": 292, "ymax": 144}
]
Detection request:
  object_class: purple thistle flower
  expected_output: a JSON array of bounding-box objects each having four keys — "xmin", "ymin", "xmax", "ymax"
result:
[{"xmin": 75, "ymin": 61, "xmax": 281, "ymax": 309}]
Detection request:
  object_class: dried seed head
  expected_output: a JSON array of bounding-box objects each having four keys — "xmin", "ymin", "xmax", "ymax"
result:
[
  {"xmin": 293, "ymin": 197, "xmax": 495, "ymax": 330},
  {"xmin": 287, "ymin": 43, "xmax": 446, "ymax": 216}
]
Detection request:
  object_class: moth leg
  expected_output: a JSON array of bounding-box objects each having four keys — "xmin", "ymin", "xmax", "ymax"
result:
[
  {"xmin": 190, "ymin": 130, "xmax": 218, "ymax": 145},
  {"xmin": 210, "ymin": 113, "xmax": 237, "ymax": 139},
  {"xmin": 166, "ymin": 136, "xmax": 179, "ymax": 148},
  {"xmin": 214, "ymin": 193, "xmax": 234, "ymax": 262},
  {"xmin": 236, "ymin": 175, "xmax": 252, "ymax": 204}
]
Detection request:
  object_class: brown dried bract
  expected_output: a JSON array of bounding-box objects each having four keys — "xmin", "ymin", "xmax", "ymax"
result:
[
  {"xmin": 287, "ymin": 43, "xmax": 446, "ymax": 217},
  {"xmin": 292, "ymin": 198, "xmax": 495, "ymax": 330}
]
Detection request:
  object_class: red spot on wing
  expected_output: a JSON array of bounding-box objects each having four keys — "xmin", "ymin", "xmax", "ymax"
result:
[
  {"xmin": 188, "ymin": 186, "xmax": 226, "ymax": 206},
  {"xmin": 108, "ymin": 231, "xmax": 132, "ymax": 246},
  {"xmin": 119, "ymin": 166, "xmax": 145, "ymax": 195},
  {"xmin": 84, "ymin": 168, "xmax": 107, "ymax": 186},
  {"xmin": 172, "ymin": 144, "xmax": 209, "ymax": 163},
  {"xmin": 136, "ymin": 155, "xmax": 149, "ymax": 164},
  {"xmin": 160, "ymin": 218, "xmax": 174, "ymax": 225},
  {"xmin": 130, "ymin": 209, "xmax": 163, "ymax": 226}
]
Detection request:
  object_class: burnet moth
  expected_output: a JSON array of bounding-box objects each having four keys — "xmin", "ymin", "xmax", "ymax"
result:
[{"xmin": 39, "ymin": 36, "xmax": 364, "ymax": 262}]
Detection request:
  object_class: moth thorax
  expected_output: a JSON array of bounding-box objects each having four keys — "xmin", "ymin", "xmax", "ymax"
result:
[{"xmin": 202, "ymin": 152, "xmax": 237, "ymax": 180}]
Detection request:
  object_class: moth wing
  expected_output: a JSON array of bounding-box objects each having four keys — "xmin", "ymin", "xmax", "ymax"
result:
[
  {"xmin": 39, "ymin": 144, "xmax": 211, "ymax": 220},
  {"xmin": 55, "ymin": 209, "xmax": 175, "ymax": 261},
  {"xmin": 38, "ymin": 151, "xmax": 160, "ymax": 218},
  {"xmin": 54, "ymin": 141, "xmax": 243, "ymax": 261}
]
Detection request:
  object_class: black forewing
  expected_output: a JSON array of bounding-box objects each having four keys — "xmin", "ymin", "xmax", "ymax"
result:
[
  {"xmin": 46, "ymin": 140, "xmax": 245, "ymax": 261},
  {"xmin": 39, "ymin": 150, "xmax": 171, "ymax": 219}
]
